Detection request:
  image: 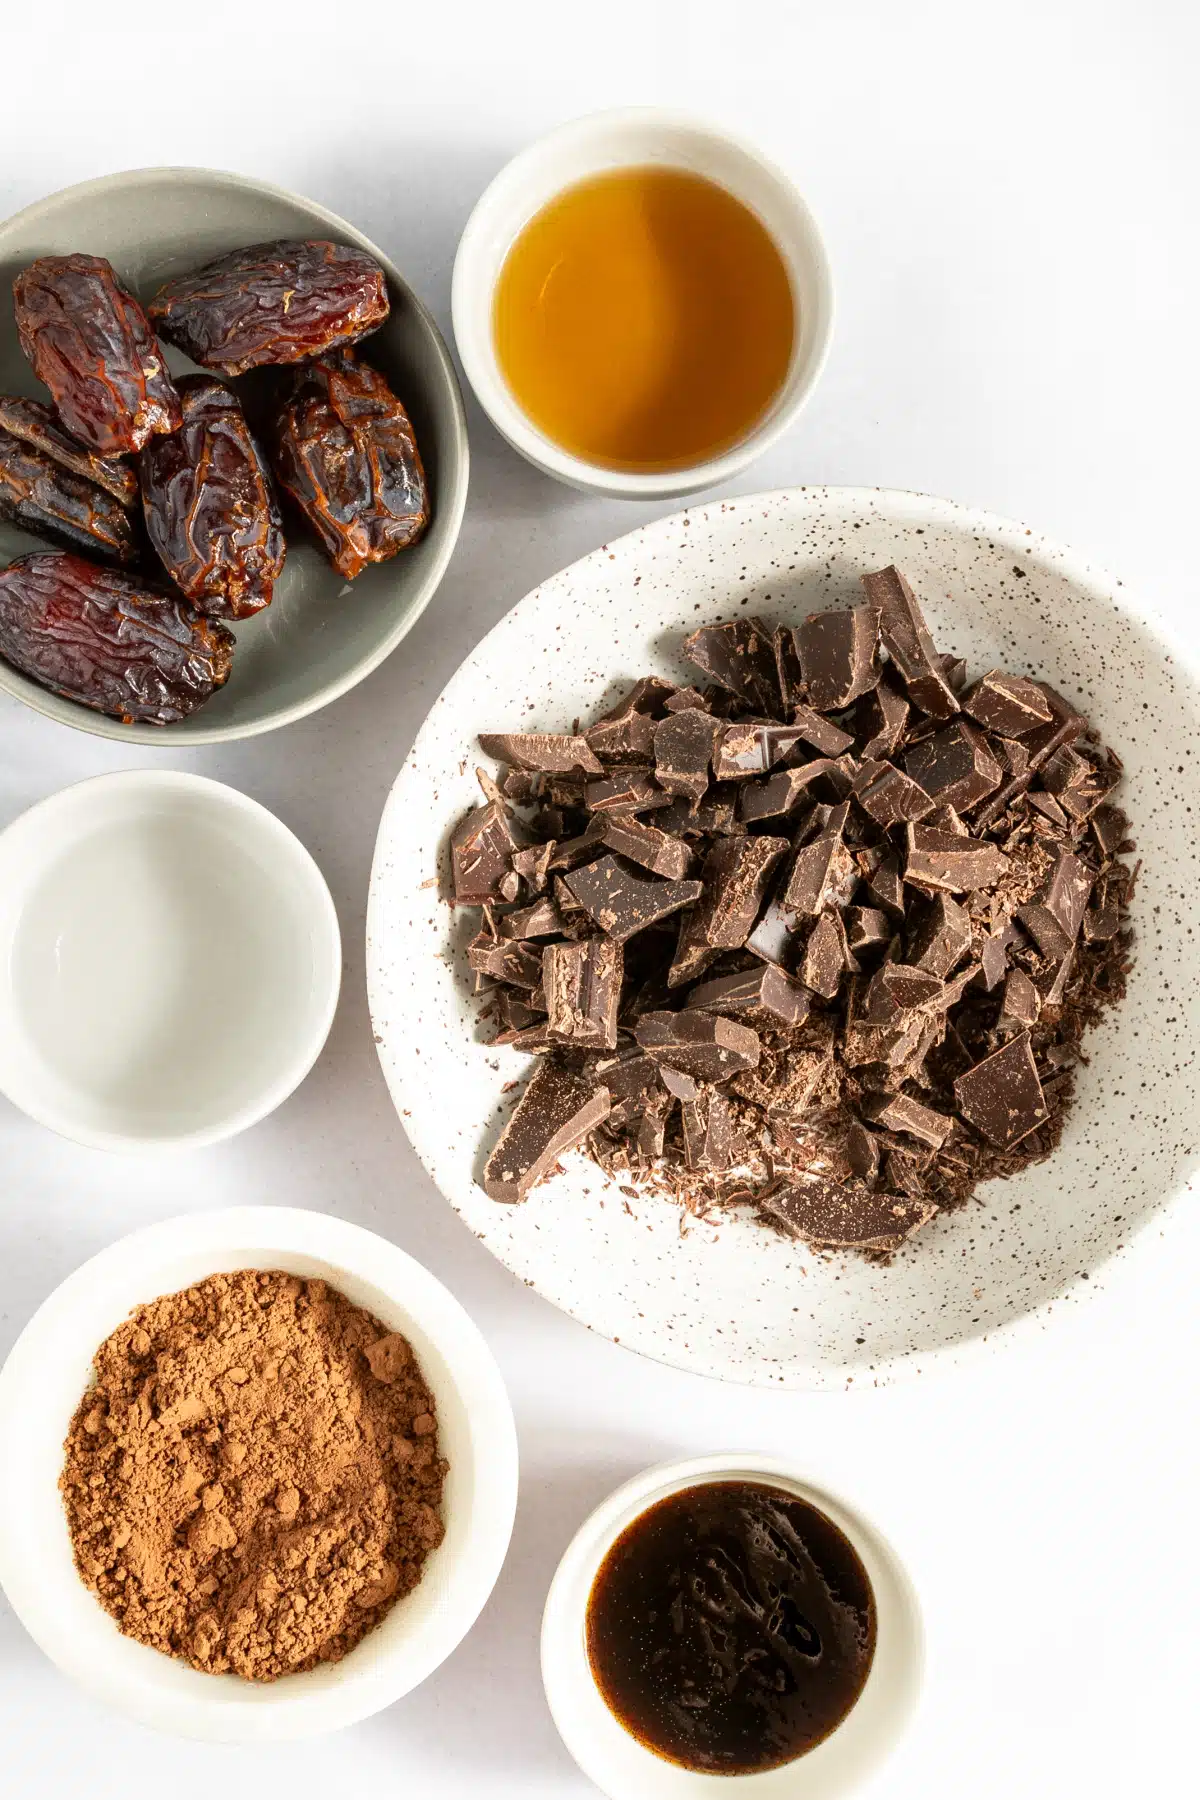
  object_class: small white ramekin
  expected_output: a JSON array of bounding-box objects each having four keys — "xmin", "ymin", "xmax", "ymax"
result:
[
  {"xmin": 542, "ymin": 1455, "xmax": 923, "ymax": 1799},
  {"xmin": 452, "ymin": 108, "xmax": 834, "ymax": 500},
  {"xmin": 0, "ymin": 771, "xmax": 341, "ymax": 1151},
  {"xmin": 0, "ymin": 1207, "xmax": 518, "ymax": 1742}
]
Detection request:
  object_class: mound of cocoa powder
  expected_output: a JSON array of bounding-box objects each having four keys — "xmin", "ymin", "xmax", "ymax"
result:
[{"xmin": 60, "ymin": 1270, "xmax": 446, "ymax": 1681}]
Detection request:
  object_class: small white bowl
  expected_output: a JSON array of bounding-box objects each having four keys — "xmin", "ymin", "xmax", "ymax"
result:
[
  {"xmin": 0, "ymin": 770, "xmax": 341, "ymax": 1151},
  {"xmin": 452, "ymin": 108, "xmax": 834, "ymax": 500},
  {"xmin": 0, "ymin": 1206, "xmax": 519, "ymax": 1742},
  {"xmin": 542, "ymin": 1456, "xmax": 922, "ymax": 1800}
]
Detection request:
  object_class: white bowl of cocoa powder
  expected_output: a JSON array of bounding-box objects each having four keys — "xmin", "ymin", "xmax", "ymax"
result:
[{"xmin": 0, "ymin": 1206, "xmax": 518, "ymax": 1741}]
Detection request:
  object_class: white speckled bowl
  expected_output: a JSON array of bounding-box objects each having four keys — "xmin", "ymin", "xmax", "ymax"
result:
[{"xmin": 367, "ymin": 488, "xmax": 1200, "ymax": 1388}]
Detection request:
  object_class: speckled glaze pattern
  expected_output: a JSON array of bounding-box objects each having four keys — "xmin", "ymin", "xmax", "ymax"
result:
[{"xmin": 367, "ymin": 488, "xmax": 1200, "ymax": 1389}]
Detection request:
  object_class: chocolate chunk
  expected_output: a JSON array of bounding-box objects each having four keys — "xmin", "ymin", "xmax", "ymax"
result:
[
  {"xmin": 860, "ymin": 565, "xmax": 960, "ymax": 719},
  {"xmin": 601, "ymin": 815, "xmax": 693, "ymax": 879},
  {"xmin": 1027, "ymin": 789, "xmax": 1070, "ymax": 828},
  {"xmin": 478, "ymin": 732, "xmax": 603, "ymax": 775},
  {"xmin": 562, "ymin": 855, "xmax": 703, "ymax": 943},
  {"xmin": 585, "ymin": 768, "xmax": 670, "ymax": 814},
  {"xmin": 467, "ymin": 934, "xmax": 544, "ymax": 988},
  {"xmin": 582, "ymin": 678, "xmax": 676, "ymax": 762},
  {"xmin": 686, "ymin": 963, "xmax": 810, "ymax": 1027},
  {"xmin": 1083, "ymin": 904, "xmax": 1122, "ymax": 943},
  {"xmin": 863, "ymin": 963, "xmax": 945, "ymax": 1022},
  {"xmin": 904, "ymin": 721, "xmax": 1003, "ymax": 812},
  {"xmin": 954, "ymin": 1032, "xmax": 1048, "ymax": 1148},
  {"xmin": 939, "ymin": 654, "xmax": 969, "ymax": 694},
  {"xmin": 658, "ymin": 1064, "xmax": 701, "ymax": 1102},
  {"xmin": 861, "ymin": 850, "xmax": 906, "ymax": 918},
  {"xmin": 1040, "ymin": 746, "xmax": 1120, "ymax": 821},
  {"xmin": 857, "ymin": 673, "xmax": 911, "ymax": 760},
  {"xmin": 961, "ymin": 670, "xmax": 1053, "ymax": 736},
  {"xmin": 1023, "ymin": 686, "xmax": 1086, "ymax": 772},
  {"xmin": 634, "ymin": 1011, "xmax": 761, "ymax": 1081},
  {"xmin": 907, "ymin": 893, "xmax": 971, "ymax": 976},
  {"xmin": 546, "ymin": 819, "xmax": 610, "ymax": 870},
  {"xmin": 744, "ymin": 889, "xmax": 802, "ymax": 966},
  {"xmin": 1016, "ymin": 848, "xmax": 1093, "ymax": 960},
  {"xmin": 738, "ymin": 762, "xmax": 838, "ymax": 822},
  {"xmin": 653, "ymin": 708, "xmax": 721, "ymax": 801},
  {"xmin": 788, "ymin": 703, "xmax": 855, "ymax": 757},
  {"xmin": 758, "ymin": 1176, "xmax": 936, "ymax": 1252},
  {"xmin": 663, "ymin": 685, "xmax": 710, "ymax": 713},
  {"xmin": 783, "ymin": 820, "xmax": 857, "ymax": 916},
  {"xmin": 773, "ymin": 623, "xmax": 806, "ymax": 712},
  {"xmin": 793, "ymin": 604, "xmax": 881, "ymax": 710},
  {"xmin": 511, "ymin": 840, "xmax": 554, "ymax": 894},
  {"xmin": 980, "ymin": 914, "xmax": 1021, "ymax": 991},
  {"xmin": 500, "ymin": 897, "xmax": 565, "ymax": 939},
  {"xmin": 852, "ymin": 759, "xmax": 935, "ymax": 825},
  {"xmin": 801, "ymin": 912, "xmax": 845, "ymax": 998},
  {"xmin": 483, "ymin": 1064, "xmax": 612, "ymax": 1202},
  {"xmin": 999, "ymin": 968, "xmax": 1041, "ymax": 1032},
  {"xmin": 904, "ymin": 825, "xmax": 1010, "ymax": 892},
  {"xmin": 635, "ymin": 1107, "xmax": 668, "ymax": 1159},
  {"xmin": 712, "ymin": 718, "xmax": 774, "ymax": 779},
  {"xmin": 682, "ymin": 619, "xmax": 782, "ymax": 714},
  {"xmin": 491, "ymin": 988, "xmax": 547, "ymax": 1042},
  {"xmin": 862, "ymin": 1093, "xmax": 953, "ymax": 1149},
  {"xmin": 1091, "ymin": 804, "xmax": 1130, "ymax": 858},
  {"xmin": 589, "ymin": 1047, "xmax": 660, "ymax": 1123},
  {"xmin": 845, "ymin": 1121, "xmax": 882, "ymax": 1185},
  {"xmin": 670, "ymin": 836, "xmax": 790, "ymax": 988},
  {"xmin": 451, "ymin": 802, "xmax": 520, "ymax": 904},
  {"xmin": 1040, "ymin": 946, "xmax": 1075, "ymax": 1008},
  {"xmin": 844, "ymin": 905, "xmax": 893, "ymax": 954},
  {"xmin": 681, "ymin": 1091, "xmax": 734, "ymax": 1172},
  {"xmin": 543, "ymin": 939, "xmax": 622, "ymax": 1049},
  {"xmin": 655, "ymin": 785, "xmax": 743, "ymax": 838}
]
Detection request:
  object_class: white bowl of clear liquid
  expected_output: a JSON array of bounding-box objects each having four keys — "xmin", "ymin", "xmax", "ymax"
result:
[{"xmin": 0, "ymin": 771, "xmax": 341, "ymax": 1150}]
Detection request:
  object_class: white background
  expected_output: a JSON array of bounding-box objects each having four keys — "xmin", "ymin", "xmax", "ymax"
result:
[{"xmin": 1, "ymin": 3, "xmax": 1198, "ymax": 1794}]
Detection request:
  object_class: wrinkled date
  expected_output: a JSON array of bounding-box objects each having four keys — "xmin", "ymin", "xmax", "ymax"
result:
[
  {"xmin": 0, "ymin": 427, "xmax": 140, "ymax": 565},
  {"xmin": 140, "ymin": 377, "xmax": 285, "ymax": 619},
  {"xmin": 0, "ymin": 395, "xmax": 138, "ymax": 505},
  {"xmin": 271, "ymin": 349, "xmax": 429, "ymax": 579},
  {"xmin": 13, "ymin": 255, "xmax": 181, "ymax": 456},
  {"xmin": 0, "ymin": 551, "xmax": 234, "ymax": 724},
  {"xmin": 148, "ymin": 239, "xmax": 390, "ymax": 377}
]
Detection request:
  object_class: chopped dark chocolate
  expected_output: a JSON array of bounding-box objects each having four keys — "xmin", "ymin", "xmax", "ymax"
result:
[
  {"xmin": 757, "ymin": 1176, "xmax": 937, "ymax": 1253},
  {"xmin": 670, "ymin": 836, "xmax": 789, "ymax": 987},
  {"xmin": 601, "ymin": 815, "xmax": 694, "ymax": 879},
  {"xmin": 511, "ymin": 839, "xmax": 555, "ymax": 894},
  {"xmin": 845, "ymin": 1121, "xmax": 882, "ymax": 1186},
  {"xmin": 844, "ymin": 905, "xmax": 893, "ymax": 954},
  {"xmin": 800, "ymin": 912, "xmax": 846, "ymax": 999},
  {"xmin": 904, "ymin": 720, "xmax": 1003, "ymax": 811},
  {"xmin": 861, "ymin": 565, "xmax": 960, "ymax": 718},
  {"xmin": 739, "ymin": 763, "xmax": 838, "ymax": 822},
  {"xmin": 483, "ymin": 1063, "xmax": 612, "ymax": 1202},
  {"xmin": 852, "ymin": 759, "xmax": 935, "ymax": 825},
  {"xmin": 862, "ymin": 851, "xmax": 907, "ymax": 918},
  {"xmin": 954, "ymin": 1031, "xmax": 1048, "ymax": 1148},
  {"xmin": 712, "ymin": 718, "xmax": 773, "ymax": 779},
  {"xmin": 1091, "ymin": 803, "xmax": 1130, "ymax": 858},
  {"xmin": 961, "ymin": 669, "xmax": 1053, "ymax": 736},
  {"xmin": 904, "ymin": 825, "xmax": 1010, "ymax": 893},
  {"xmin": 585, "ymin": 768, "xmax": 670, "ymax": 814},
  {"xmin": 467, "ymin": 934, "xmax": 544, "ymax": 988},
  {"xmin": 562, "ymin": 855, "xmax": 703, "ymax": 942},
  {"xmin": 451, "ymin": 802, "xmax": 521, "ymax": 904},
  {"xmin": 999, "ymin": 967, "xmax": 1041, "ymax": 1032},
  {"xmin": 783, "ymin": 817, "xmax": 857, "ymax": 915},
  {"xmin": 685, "ymin": 963, "xmax": 811, "ymax": 1027},
  {"xmin": 681, "ymin": 1091, "xmax": 734, "ymax": 1172},
  {"xmin": 862, "ymin": 1093, "xmax": 953, "ymax": 1149},
  {"xmin": 1016, "ymin": 849, "xmax": 1093, "ymax": 960},
  {"xmin": 793, "ymin": 604, "xmax": 881, "ymax": 710},
  {"xmin": 682, "ymin": 618, "xmax": 782, "ymax": 714},
  {"xmin": 857, "ymin": 673, "xmax": 911, "ymax": 760},
  {"xmin": 500, "ymin": 896, "xmax": 565, "ymax": 939},
  {"xmin": 634, "ymin": 1010, "xmax": 762, "ymax": 1081},
  {"xmin": 907, "ymin": 893, "xmax": 972, "ymax": 977},
  {"xmin": 543, "ymin": 938, "xmax": 623, "ymax": 1048},
  {"xmin": 478, "ymin": 731, "xmax": 603, "ymax": 774},
  {"xmin": 653, "ymin": 708, "xmax": 721, "ymax": 801}
]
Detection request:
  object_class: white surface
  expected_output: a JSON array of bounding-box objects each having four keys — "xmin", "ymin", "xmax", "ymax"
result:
[
  {"xmin": 541, "ymin": 1457, "xmax": 922, "ymax": 1799},
  {"xmin": 370, "ymin": 486, "xmax": 1200, "ymax": 1386},
  {"xmin": 0, "ymin": 773, "xmax": 342, "ymax": 1148},
  {"xmin": 452, "ymin": 109, "xmax": 833, "ymax": 497},
  {"xmin": 0, "ymin": 1, "xmax": 1196, "ymax": 1794},
  {"xmin": 0, "ymin": 1208, "xmax": 518, "ymax": 1739}
]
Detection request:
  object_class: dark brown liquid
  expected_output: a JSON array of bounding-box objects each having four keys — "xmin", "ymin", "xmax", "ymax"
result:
[{"xmin": 585, "ymin": 1481, "xmax": 876, "ymax": 1775}]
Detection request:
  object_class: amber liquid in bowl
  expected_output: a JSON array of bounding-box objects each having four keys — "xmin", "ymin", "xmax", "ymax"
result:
[{"xmin": 492, "ymin": 167, "xmax": 795, "ymax": 473}]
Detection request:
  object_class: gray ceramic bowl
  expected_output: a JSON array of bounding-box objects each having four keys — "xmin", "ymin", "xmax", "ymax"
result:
[{"xmin": 0, "ymin": 168, "xmax": 469, "ymax": 743}]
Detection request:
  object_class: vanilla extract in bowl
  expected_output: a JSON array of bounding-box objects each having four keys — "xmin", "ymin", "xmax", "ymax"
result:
[{"xmin": 585, "ymin": 1479, "xmax": 876, "ymax": 1775}]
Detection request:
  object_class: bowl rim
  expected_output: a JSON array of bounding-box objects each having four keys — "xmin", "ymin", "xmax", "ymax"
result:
[
  {"xmin": 0, "ymin": 768, "xmax": 342, "ymax": 1151},
  {"xmin": 0, "ymin": 164, "xmax": 470, "ymax": 745},
  {"xmin": 0, "ymin": 1205, "xmax": 519, "ymax": 1741},
  {"xmin": 451, "ymin": 105, "xmax": 835, "ymax": 501},
  {"xmin": 540, "ymin": 1452, "xmax": 924, "ymax": 1797},
  {"xmin": 367, "ymin": 482, "xmax": 1200, "ymax": 1390}
]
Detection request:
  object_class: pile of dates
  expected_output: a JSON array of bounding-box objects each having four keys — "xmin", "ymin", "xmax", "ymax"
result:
[{"xmin": 0, "ymin": 241, "xmax": 428, "ymax": 724}]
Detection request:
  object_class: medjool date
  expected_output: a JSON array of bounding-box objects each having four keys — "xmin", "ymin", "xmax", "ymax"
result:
[
  {"xmin": 140, "ymin": 377, "xmax": 284, "ymax": 619},
  {"xmin": 0, "ymin": 396, "xmax": 138, "ymax": 505},
  {"xmin": 271, "ymin": 349, "xmax": 428, "ymax": 579},
  {"xmin": 13, "ymin": 255, "xmax": 181, "ymax": 456},
  {"xmin": 0, "ymin": 428, "xmax": 139, "ymax": 565},
  {"xmin": 148, "ymin": 240, "xmax": 389, "ymax": 376},
  {"xmin": 0, "ymin": 551, "xmax": 233, "ymax": 724}
]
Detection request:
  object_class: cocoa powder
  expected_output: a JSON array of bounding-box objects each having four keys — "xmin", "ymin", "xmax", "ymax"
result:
[{"xmin": 60, "ymin": 1270, "xmax": 446, "ymax": 1681}]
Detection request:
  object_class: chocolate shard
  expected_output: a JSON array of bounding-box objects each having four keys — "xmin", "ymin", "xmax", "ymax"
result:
[
  {"xmin": 543, "ymin": 938, "xmax": 623, "ymax": 1049},
  {"xmin": 712, "ymin": 717, "xmax": 774, "ymax": 779},
  {"xmin": 655, "ymin": 785, "xmax": 743, "ymax": 838},
  {"xmin": 801, "ymin": 912, "xmax": 846, "ymax": 999},
  {"xmin": 939, "ymin": 654, "xmax": 969, "ymax": 694},
  {"xmin": 788, "ymin": 702, "xmax": 855, "ymax": 757},
  {"xmin": 999, "ymin": 967, "xmax": 1041, "ymax": 1033},
  {"xmin": 852, "ymin": 759, "xmax": 935, "ymax": 825},
  {"xmin": 483, "ymin": 1064, "xmax": 612, "ymax": 1202},
  {"xmin": 844, "ymin": 905, "xmax": 893, "ymax": 954},
  {"xmin": 562, "ymin": 855, "xmax": 703, "ymax": 943},
  {"xmin": 682, "ymin": 618, "xmax": 782, "ymax": 714},
  {"xmin": 845, "ymin": 1121, "xmax": 882, "ymax": 1186},
  {"xmin": 773, "ymin": 622, "xmax": 806, "ymax": 712},
  {"xmin": 862, "ymin": 1092, "xmax": 953, "ymax": 1149},
  {"xmin": 739, "ymin": 763, "xmax": 837, "ymax": 823},
  {"xmin": 511, "ymin": 840, "xmax": 554, "ymax": 894},
  {"xmin": 581, "ymin": 678, "xmax": 674, "ymax": 761},
  {"xmin": 491, "ymin": 988, "xmax": 547, "ymax": 1042},
  {"xmin": 904, "ymin": 720, "xmax": 1003, "ymax": 812},
  {"xmin": 451, "ymin": 802, "xmax": 520, "ymax": 904},
  {"xmin": 863, "ymin": 963, "xmax": 945, "ymax": 1023},
  {"xmin": 681, "ymin": 1090, "xmax": 734, "ymax": 1172},
  {"xmin": 635, "ymin": 1107, "xmax": 668, "ymax": 1159},
  {"xmin": 1016, "ymin": 848, "xmax": 1093, "ymax": 960},
  {"xmin": 793, "ymin": 604, "xmax": 881, "ymax": 710},
  {"xmin": 478, "ymin": 732, "xmax": 603, "ymax": 775},
  {"xmin": 500, "ymin": 896, "xmax": 565, "ymax": 939},
  {"xmin": 634, "ymin": 1010, "xmax": 761, "ymax": 1080},
  {"xmin": 861, "ymin": 850, "xmax": 906, "ymax": 918},
  {"xmin": 585, "ymin": 768, "xmax": 670, "ymax": 814},
  {"xmin": 1023, "ymin": 684, "xmax": 1087, "ymax": 772},
  {"xmin": 1042, "ymin": 749, "xmax": 1121, "ymax": 822},
  {"xmin": 1091, "ymin": 803, "xmax": 1130, "ymax": 858},
  {"xmin": 546, "ymin": 819, "xmax": 610, "ymax": 870},
  {"xmin": 904, "ymin": 825, "xmax": 1010, "ymax": 893},
  {"xmin": 980, "ymin": 914, "xmax": 1021, "ymax": 991},
  {"xmin": 860, "ymin": 565, "xmax": 960, "ymax": 719},
  {"xmin": 669, "ymin": 835, "xmax": 790, "ymax": 987},
  {"xmin": 653, "ymin": 708, "xmax": 721, "ymax": 801},
  {"xmin": 954, "ymin": 1031, "xmax": 1049, "ymax": 1148},
  {"xmin": 907, "ymin": 893, "xmax": 972, "ymax": 977},
  {"xmin": 783, "ymin": 818, "xmax": 858, "ymax": 916},
  {"xmin": 744, "ymin": 889, "xmax": 802, "ymax": 967},
  {"xmin": 857, "ymin": 672, "xmax": 911, "ymax": 760},
  {"xmin": 663, "ymin": 685, "xmax": 710, "ymax": 713},
  {"xmin": 685, "ymin": 962, "xmax": 811, "ymax": 1027},
  {"xmin": 1040, "ymin": 945, "xmax": 1075, "ymax": 1008},
  {"xmin": 589, "ymin": 1047, "xmax": 661, "ymax": 1124},
  {"xmin": 961, "ymin": 669, "xmax": 1053, "ymax": 736},
  {"xmin": 601, "ymin": 815, "xmax": 694, "ymax": 879},
  {"xmin": 757, "ymin": 1175, "xmax": 936, "ymax": 1252},
  {"xmin": 467, "ymin": 934, "xmax": 544, "ymax": 988},
  {"xmin": 658, "ymin": 1064, "xmax": 701, "ymax": 1102}
]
